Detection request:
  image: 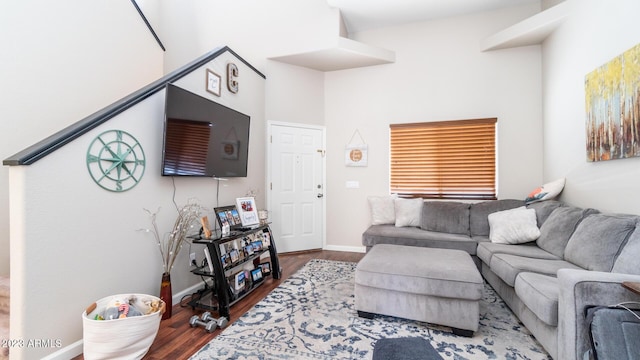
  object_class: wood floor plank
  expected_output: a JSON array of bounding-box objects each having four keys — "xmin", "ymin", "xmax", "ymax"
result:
[{"xmin": 73, "ymin": 250, "xmax": 364, "ymax": 360}]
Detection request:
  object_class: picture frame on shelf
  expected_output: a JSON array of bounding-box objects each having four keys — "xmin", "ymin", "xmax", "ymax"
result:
[
  {"xmin": 262, "ymin": 232, "xmax": 271, "ymax": 247},
  {"xmin": 259, "ymin": 262, "xmax": 271, "ymax": 275},
  {"xmin": 229, "ymin": 248, "xmax": 239, "ymax": 263},
  {"xmin": 251, "ymin": 240, "xmax": 263, "ymax": 252},
  {"xmin": 221, "ymin": 253, "xmax": 230, "ymax": 267},
  {"xmin": 234, "ymin": 271, "xmax": 246, "ymax": 291},
  {"xmin": 250, "ymin": 268, "xmax": 263, "ymax": 282},
  {"xmin": 236, "ymin": 197, "xmax": 260, "ymax": 227}
]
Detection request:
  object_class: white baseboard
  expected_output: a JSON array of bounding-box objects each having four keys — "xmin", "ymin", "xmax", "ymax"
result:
[
  {"xmin": 173, "ymin": 280, "xmax": 210, "ymax": 305},
  {"xmin": 323, "ymin": 244, "xmax": 366, "ymax": 253},
  {"xmin": 41, "ymin": 339, "xmax": 83, "ymax": 360},
  {"xmin": 42, "ymin": 281, "xmax": 209, "ymax": 360}
]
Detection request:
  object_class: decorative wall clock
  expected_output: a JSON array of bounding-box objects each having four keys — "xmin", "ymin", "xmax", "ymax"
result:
[{"xmin": 86, "ymin": 130, "xmax": 146, "ymax": 192}]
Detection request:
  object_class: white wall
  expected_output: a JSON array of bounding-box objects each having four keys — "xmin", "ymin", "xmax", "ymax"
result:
[
  {"xmin": 9, "ymin": 50, "xmax": 265, "ymax": 359},
  {"xmin": 542, "ymin": 0, "xmax": 640, "ymax": 214},
  {"xmin": 324, "ymin": 4, "xmax": 545, "ymax": 249},
  {"xmin": 156, "ymin": 0, "xmax": 332, "ymax": 127},
  {"xmin": 0, "ymin": 1, "xmax": 164, "ymax": 276}
]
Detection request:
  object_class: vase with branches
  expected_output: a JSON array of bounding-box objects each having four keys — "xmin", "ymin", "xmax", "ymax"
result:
[{"xmin": 141, "ymin": 199, "xmax": 204, "ymax": 319}]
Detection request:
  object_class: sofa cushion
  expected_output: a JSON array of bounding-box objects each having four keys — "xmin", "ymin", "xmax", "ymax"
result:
[
  {"xmin": 515, "ymin": 272, "xmax": 559, "ymax": 326},
  {"xmin": 421, "ymin": 201, "xmax": 470, "ymax": 235},
  {"xmin": 564, "ymin": 214, "xmax": 638, "ymax": 272},
  {"xmin": 612, "ymin": 224, "xmax": 640, "ymax": 275},
  {"xmin": 362, "ymin": 225, "xmax": 478, "ymax": 255},
  {"xmin": 368, "ymin": 195, "xmax": 397, "ymax": 225},
  {"xmin": 477, "ymin": 242, "xmax": 559, "ymax": 266},
  {"xmin": 394, "ymin": 198, "xmax": 423, "ymax": 227},
  {"xmin": 490, "ymin": 254, "xmax": 581, "ymax": 287},
  {"xmin": 469, "ymin": 199, "xmax": 525, "ymax": 236},
  {"xmin": 526, "ymin": 200, "xmax": 564, "ymax": 227},
  {"xmin": 536, "ymin": 206, "xmax": 598, "ymax": 258},
  {"xmin": 488, "ymin": 207, "xmax": 540, "ymax": 244}
]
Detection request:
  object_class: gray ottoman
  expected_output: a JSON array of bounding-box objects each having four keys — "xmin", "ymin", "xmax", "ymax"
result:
[{"xmin": 355, "ymin": 244, "xmax": 483, "ymax": 336}]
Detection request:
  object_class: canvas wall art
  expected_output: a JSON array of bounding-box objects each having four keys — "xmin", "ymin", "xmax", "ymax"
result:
[{"xmin": 585, "ymin": 42, "xmax": 640, "ymax": 162}]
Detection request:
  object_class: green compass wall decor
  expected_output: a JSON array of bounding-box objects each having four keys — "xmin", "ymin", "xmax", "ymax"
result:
[{"xmin": 86, "ymin": 130, "xmax": 146, "ymax": 192}]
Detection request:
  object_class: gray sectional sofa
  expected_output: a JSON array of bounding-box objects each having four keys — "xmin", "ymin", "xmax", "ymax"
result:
[{"xmin": 362, "ymin": 198, "xmax": 640, "ymax": 360}]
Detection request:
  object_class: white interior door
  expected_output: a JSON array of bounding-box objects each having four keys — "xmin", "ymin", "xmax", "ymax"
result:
[{"xmin": 268, "ymin": 123, "xmax": 324, "ymax": 253}]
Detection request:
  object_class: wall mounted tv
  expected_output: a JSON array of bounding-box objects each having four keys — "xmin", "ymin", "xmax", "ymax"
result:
[{"xmin": 161, "ymin": 83, "xmax": 250, "ymax": 177}]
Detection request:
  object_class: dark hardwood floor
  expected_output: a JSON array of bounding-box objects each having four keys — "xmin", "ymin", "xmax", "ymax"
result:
[{"xmin": 73, "ymin": 250, "xmax": 365, "ymax": 360}]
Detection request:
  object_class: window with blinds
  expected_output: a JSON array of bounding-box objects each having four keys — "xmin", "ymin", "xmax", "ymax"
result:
[{"xmin": 389, "ymin": 118, "xmax": 497, "ymax": 200}]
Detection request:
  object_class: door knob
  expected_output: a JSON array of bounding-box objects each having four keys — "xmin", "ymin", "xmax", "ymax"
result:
[{"xmin": 317, "ymin": 193, "xmax": 324, "ymax": 198}]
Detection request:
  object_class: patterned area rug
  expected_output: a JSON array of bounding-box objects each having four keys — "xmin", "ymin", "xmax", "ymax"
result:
[{"xmin": 190, "ymin": 259, "xmax": 552, "ymax": 360}]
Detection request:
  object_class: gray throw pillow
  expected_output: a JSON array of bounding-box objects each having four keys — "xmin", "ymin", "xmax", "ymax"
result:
[
  {"xmin": 536, "ymin": 206, "xmax": 597, "ymax": 258},
  {"xmin": 564, "ymin": 214, "xmax": 638, "ymax": 271},
  {"xmin": 421, "ymin": 201, "xmax": 470, "ymax": 235},
  {"xmin": 526, "ymin": 200, "xmax": 564, "ymax": 227}
]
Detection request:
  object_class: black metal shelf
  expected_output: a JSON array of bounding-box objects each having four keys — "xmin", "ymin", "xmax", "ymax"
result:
[{"xmin": 190, "ymin": 225, "xmax": 281, "ymax": 320}]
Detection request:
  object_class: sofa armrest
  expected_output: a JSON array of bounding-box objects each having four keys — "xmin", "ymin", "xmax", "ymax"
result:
[{"xmin": 557, "ymin": 269, "xmax": 640, "ymax": 360}]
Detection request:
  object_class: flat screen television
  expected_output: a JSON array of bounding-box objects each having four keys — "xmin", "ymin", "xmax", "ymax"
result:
[{"xmin": 161, "ymin": 83, "xmax": 250, "ymax": 177}]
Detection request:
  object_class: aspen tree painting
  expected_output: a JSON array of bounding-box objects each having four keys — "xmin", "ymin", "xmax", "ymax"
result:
[{"xmin": 585, "ymin": 43, "xmax": 640, "ymax": 162}]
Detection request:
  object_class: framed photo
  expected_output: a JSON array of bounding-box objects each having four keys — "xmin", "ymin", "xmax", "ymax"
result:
[
  {"xmin": 262, "ymin": 232, "xmax": 271, "ymax": 247},
  {"xmin": 244, "ymin": 244, "xmax": 254, "ymax": 256},
  {"xmin": 236, "ymin": 197, "xmax": 260, "ymax": 227},
  {"xmin": 250, "ymin": 268, "xmax": 263, "ymax": 282},
  {"xmin": 259, "ymin": 262, "xmax": 271, "ymax": 275},
  {"xmin": 234, "ymin": 271, "xmax": 246, "ymax": 291},
  {"xmin": 221, "ymin": 253, "xmax": 230, "ymax": 267},
  {"xmin": 206, "ymin": 68, "xmax": 221, "ymax": 97},
  {"xmin": 229, "ymin": 248, "xmax": 239, "ymax": 263},
  {"xmin": 251, "ymin": 240, "xmax": 263, "ymax": 252}
]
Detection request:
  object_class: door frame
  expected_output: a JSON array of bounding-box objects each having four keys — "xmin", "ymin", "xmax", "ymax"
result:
[{"xmin": 266, "ymin": 121, "xmax": 327, "ymax": 251}]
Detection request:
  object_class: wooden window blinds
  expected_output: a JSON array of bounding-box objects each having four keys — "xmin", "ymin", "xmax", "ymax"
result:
[{"xmin": 389, "ymin": 118, "xmax": 497, "ymax": 200}]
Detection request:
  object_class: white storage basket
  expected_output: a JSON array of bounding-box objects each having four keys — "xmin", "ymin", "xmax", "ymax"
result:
[{"xmin": 82, "ymin": 294, "xmax": 165, "ymax": 360}]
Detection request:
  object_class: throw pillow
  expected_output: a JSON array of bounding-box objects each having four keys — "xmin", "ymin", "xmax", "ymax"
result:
[
  {"xmin": 525, "ymin": 178, "xmax": 565, "ymax": 204},
  {"xmin": 368, "ymin": 195, "xmax": 397, "ymax": 225},
  {"xmin": 536, "ymin": 206, "xmax": 594, "ymax": 258},
  {"xmin": 421, "ymin": 201, "xmax": 471, "ymax": 235},
  {"xmin": 488, "ymin": 206, "xmax": 541, "ymax": 244},
  {"xmin": 394, "ymin": 198, "xmax": 423, "ymax": 227}
]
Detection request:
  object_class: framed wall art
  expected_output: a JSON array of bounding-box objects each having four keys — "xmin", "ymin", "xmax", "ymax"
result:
[
  {"xmin": 206, "ymin": 68, "xmax": 221, "ymax": 96},
  {"xmin": 345, "ymin": 129, "xmax": 368, "ymax": 167},
  {"xmin": 585, "ymin": 42, "xmax": 640, "ymax": 162}
]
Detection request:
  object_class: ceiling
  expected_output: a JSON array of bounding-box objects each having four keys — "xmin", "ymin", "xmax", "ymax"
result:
[{"xmin": 327, "ymin": 0, "xmax": 540, "ymax": 33}]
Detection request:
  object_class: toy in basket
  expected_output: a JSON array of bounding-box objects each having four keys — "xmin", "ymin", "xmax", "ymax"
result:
[{"xmin": 82, "ymin": 294, "xmax": 165, "ymax": 360}]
